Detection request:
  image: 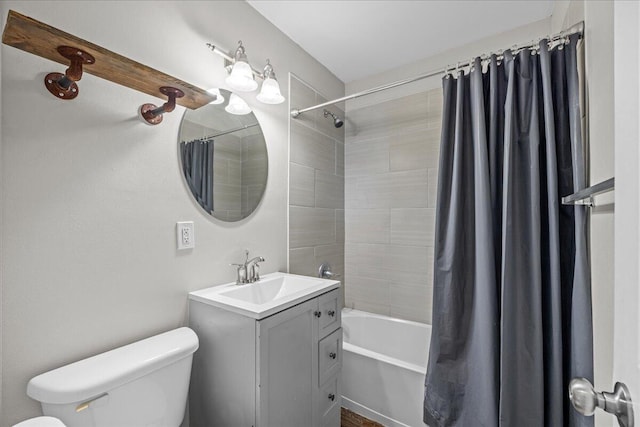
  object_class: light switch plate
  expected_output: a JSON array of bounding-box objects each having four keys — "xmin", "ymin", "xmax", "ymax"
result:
[{"xmin": 177, "ymin": 221, "xmax": 195, "ymax": 250}]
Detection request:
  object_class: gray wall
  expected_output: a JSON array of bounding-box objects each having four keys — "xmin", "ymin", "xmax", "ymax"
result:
[
  {"xmin": 0, "ymin": 2, "xmax": 343, "ymax": 425},
  {"xmin": 344, "ymin": 90, "xmax": 442, "ymax": 323},
  {"xmin": 288, "ymin": 75, "xmax": 345, "ymax": 297}
]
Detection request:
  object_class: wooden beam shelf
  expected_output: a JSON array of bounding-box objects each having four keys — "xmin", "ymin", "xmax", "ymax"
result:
[{"xmin": 2, "ymin": 9, "xmax": 215, "ymax": 110}]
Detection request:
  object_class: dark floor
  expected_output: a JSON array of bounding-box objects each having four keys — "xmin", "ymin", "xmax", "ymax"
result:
[{"xmin": 341, "ymin": 407, "xmax": 385, "ymax": 427}]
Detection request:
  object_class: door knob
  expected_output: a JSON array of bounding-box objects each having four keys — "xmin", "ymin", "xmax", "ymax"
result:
[{"xmin": 569, "ymin": 378, "xmax": 634, "ymax": 427}]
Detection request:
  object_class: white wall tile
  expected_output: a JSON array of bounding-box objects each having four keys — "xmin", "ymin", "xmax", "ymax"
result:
[
  {"xmin": 345, "ymin": 276, "xmax": 390, "ymax": 308},
  {"xmin": 290, "ymin": 247, "xmax": 317, "ymax": 277},
  {"xmin": 288, "ymin": 79, "xmax": 344, "ymax": 296},
  {"xmin": 390, "ymin": 130, "xmax": 440, "ymax": 171},
  {"xmin": 390, "ymin": 208, "xmax": 436, "ymax": 246},
  {"xmin": 291, "ymin": 121, "xmax": 336, "ymax": 172},
  {"xmin": 344, "ymin": 87, "xmax": 442, "ymax": 324},
  {"xmin": 427, "ymin": 168, "xmax": 439, "ymax": 208},
  {"xmin": 346, "ymin": 209, "xmax": 390, "ymax": 244},
  {"xmin": 290, "ymin": 163, "xmax": 315, "ymax": 207},
  {"xmin": 289, "ymin": 206, "xmax": 336, "ymax": 248},
  {"xmin": 389, "ymin": 282, "xmax": 433, "ymax": 323},
  {"xmin": 345, "ymin": 137, "xmax": 390, "ymax": 177},
  {"xmin": 315, "ymin": 170, "xmax": 344, "ymax": 208}
]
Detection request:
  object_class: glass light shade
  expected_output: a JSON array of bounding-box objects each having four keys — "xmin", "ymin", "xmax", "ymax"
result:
[
  {"xmin": 225, "ymin": 61, "xmax": 258, "ymax": 92},
  {"xmin": 225, "ymin": 93, "xmax": 252, "ymax": 115},
  {"xmin": 256, "ymin": 77, "xmax": 285, "ymax": 104},
  {"xmin": 207, "ymin": 88, "xmax": 225, "ymax": 105}
]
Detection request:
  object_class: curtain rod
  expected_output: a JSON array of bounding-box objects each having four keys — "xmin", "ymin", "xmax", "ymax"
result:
[
  {"xmin": 181, "ymin": 123, "xmax": 260, "ymax": 143},
  {"xmin": 290, "ymin": 21, "xmax": 584, "ymax": 119}
]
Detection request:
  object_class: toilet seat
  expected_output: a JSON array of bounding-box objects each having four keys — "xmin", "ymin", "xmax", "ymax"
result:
[{"xmin": 13, "ymin": 416, "xmax": 66, "ymax": 427}]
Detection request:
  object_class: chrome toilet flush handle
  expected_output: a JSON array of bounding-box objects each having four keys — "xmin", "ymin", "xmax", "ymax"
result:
[{"xmin": 76, "ymin": 392, "xmax": 109, "ymax": 413}]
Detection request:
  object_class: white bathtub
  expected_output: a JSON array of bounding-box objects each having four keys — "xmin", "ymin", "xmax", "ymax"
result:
[{"xmin": 341, "ymin": 308, "xmax": 431, "ymax": 427}]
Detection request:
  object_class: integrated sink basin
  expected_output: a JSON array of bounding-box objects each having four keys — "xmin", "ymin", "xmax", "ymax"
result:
[{"xmin": 189, "ymin": 272, "xmax": 340, "ymax": 319}]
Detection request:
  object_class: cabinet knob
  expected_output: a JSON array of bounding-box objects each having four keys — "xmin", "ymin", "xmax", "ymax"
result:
[
  {"xmin": 328, "ymin": 393, "xmax": 335, "ymax": 401},
  {"xmin": 329, "ymin": 352, "xmax": 337, "ymax": 359},
  {"xmin": 327, "ymin": 310, "xmax": 336, "ymax": 317},
  {"xmin": 314, "ymin": 311, "xmax": 322, "ymax": 318}
]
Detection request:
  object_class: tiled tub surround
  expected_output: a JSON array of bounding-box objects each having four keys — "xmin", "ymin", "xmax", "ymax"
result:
[
  {"xmin": 345, "ymin": 89, "xmax": 443, "ymax": 324},
  {"xmin": 289, "ymin": 75, "xmax": 345, "ymax": 286}
]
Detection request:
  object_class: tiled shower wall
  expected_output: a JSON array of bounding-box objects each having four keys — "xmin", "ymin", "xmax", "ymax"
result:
[
  {"xmin": 345, "ymin": 89, "xmax": 442, "ymax": 324},
  {"xmin": 288, "ymin": 75, "xmax": 345, "ymax": 287}
]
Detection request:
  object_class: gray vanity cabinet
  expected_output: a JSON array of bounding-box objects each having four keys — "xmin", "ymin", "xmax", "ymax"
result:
[{"xmin": 189, "ymin": 288, "xmax": 342, "ymax": 427}]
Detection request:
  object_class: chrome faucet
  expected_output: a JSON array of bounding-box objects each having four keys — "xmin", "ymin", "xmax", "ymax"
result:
[{"xmin": 231, "ymin": 250, "xmax": 265, "ymax": 284}]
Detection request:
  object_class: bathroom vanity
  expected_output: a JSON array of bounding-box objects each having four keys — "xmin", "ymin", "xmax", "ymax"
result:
[{"xmin": 188, "ymin": 272, "xmax": 342, "ymax": 427}]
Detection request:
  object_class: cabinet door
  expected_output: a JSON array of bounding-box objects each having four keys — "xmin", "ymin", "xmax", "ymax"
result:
[
  {"xmin": 318, "ymin": 328, "xmax": 342, "ymax": 386},
  {"xmin": 257, "ymin": 298, "xmax": 318, "ymax": 427},
  {"xmin": 317, "ymin": 289, "xmax": 341, "ymax": 337}
]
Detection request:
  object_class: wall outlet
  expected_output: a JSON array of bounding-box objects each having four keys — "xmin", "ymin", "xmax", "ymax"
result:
[{"xmin": 177, "ymin": 221, "xmax": 195, "ymax": 250}]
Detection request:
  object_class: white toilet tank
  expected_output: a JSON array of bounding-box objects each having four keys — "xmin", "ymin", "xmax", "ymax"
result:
[{"xmin": 27, "ymin": 327, "xmax": 199, "ymax": 427}]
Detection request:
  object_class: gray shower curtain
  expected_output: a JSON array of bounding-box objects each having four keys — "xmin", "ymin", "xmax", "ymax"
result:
[
  {"xmin": 424, "ymin": 35, "xmax": 593, "ymax": 427},
  {"xmin": 181, "ymin": 139, "xmax": 214, "ymax": 213}
]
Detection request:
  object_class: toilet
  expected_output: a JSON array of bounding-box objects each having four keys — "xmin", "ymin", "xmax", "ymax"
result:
[
  {"xmin": 13, "ymin": 417, "xmax": 66, "ymax": 427},
  {"xmin": 23, "ymin": 327, "xmax": 199, "ymax": 427}
]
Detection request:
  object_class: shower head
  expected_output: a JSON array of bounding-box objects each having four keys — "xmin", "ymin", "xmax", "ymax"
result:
[{"xmin": 323, "ymin": 109, "xmax": 344, "ymax": 128}]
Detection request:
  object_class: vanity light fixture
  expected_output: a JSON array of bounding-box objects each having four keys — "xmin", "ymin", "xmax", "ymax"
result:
[
  {"xmin": 225, "ymin": 93, "xmax": 252, "ymax": 115},
  {"xmin": 256, "ymin": 60, "xmax": 285, "ymax": 105},
  {"xmin": 225, "ymin": 41, "xmax": 258, "ymax": 92},
  {"xmin": 207, "ymin": 88, "xmax": 225, "ymax": 105},
  {"xmin": 207, "ymin": 41, "xmax": 285, "ymax": 105}
]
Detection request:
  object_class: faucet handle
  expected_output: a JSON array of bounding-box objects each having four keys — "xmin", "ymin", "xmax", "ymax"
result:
[
  {"xmin": 318, "ymin": 262, "xmax": 340, "ymax": 279},
  {"xmin": 230, "ymin": 263, "xmax": 247, "ymax": 284}
]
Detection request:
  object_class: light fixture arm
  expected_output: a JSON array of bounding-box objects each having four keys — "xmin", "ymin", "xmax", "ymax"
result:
[
  {"xmin": 232, "ymin": 41, "xmax": 248, "ymax": 62},
  {"xmin": 262, "ymin": 59, "xmax": 277, "ymax": 80},
  {"xmin": 206, "ymin": 42, "xmax": 264, "ymax": 79}
]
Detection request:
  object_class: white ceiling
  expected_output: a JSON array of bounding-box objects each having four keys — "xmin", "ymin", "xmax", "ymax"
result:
[{"xmin": 247, "ymin": 0, "xmax": 555, "ymax": 83}]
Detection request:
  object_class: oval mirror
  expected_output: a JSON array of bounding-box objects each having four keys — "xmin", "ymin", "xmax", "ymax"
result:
[{"xmin": 178, "ymin": 89, "xmax": 268, "ymax": 222}]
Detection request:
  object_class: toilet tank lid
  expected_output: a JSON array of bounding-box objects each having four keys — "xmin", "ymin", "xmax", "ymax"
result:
[{"xmin": 27, "ymin": 327, "xmax": 199, "ymax": 405}]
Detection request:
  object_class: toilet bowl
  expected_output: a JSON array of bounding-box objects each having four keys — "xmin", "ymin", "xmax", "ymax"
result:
[
  {"xmin": 13, "ymin": 416, "xmax": 66, "ymax": 427},
  {"xmin": 26, "ymin": 327, "xmax": 199, "ymax": 427}
]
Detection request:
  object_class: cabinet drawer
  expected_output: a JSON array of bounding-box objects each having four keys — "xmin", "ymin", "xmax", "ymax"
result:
[
  {"xmin": 318, "ymin": 328, "xmax": 342, "ymax": 386},
  {"xmin": 318, "ymin": 290, "xmax": 341, "ymax": 337},
  {"xmin": 317, "ymin": 374, "xmax": 341, "ymax": 427}
]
